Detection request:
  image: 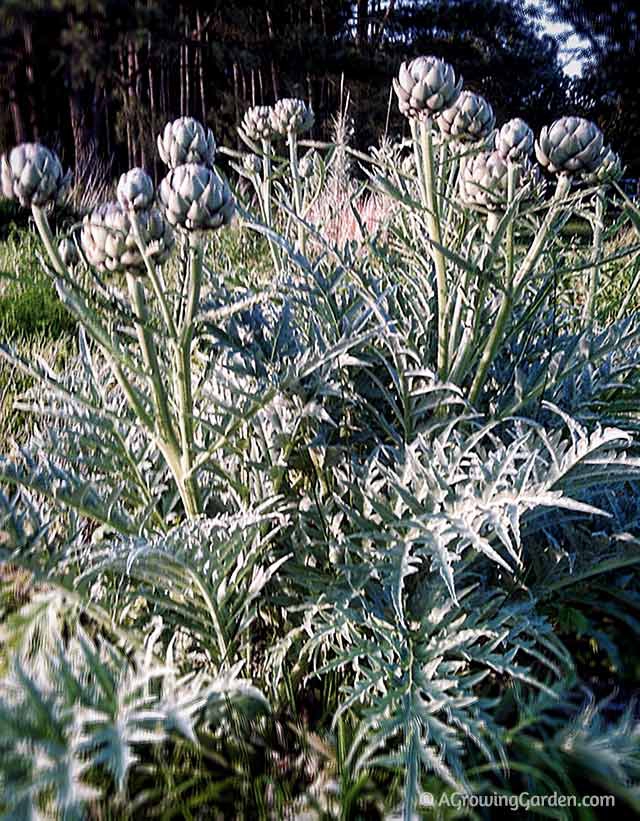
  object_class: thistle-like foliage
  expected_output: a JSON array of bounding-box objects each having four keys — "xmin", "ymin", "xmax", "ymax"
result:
[
  {"xmin": 0, "ymin": 627, "xmax": 267, "ymax": 819},
  {"xmin": 2, "ymin": 60, "xmax": 640, "ymax": 819}
]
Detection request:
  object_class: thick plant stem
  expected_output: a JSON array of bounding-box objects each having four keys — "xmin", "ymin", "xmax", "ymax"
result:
[
  {"xmin": 409, "ymin": 119, "xmax": 426, "ymax": 204},
  {"xmin": 261, "ymin": 137, "xmax": 280, "ymax": 273},
  {"xmin": 126, "ymin": 273, "xmax": 197, "ymax": 517},
  {"xmin": 31, "ymin": 206, "xmax": 67, "ymax": 277},
  {"xmin": 469, "ymin": 166, "xmax": 564, "ymax": 405},
  {"xmin": 514, "ymin": 174, "xmax": 572, "ymax": 289},
  {"xmin": 468, "ymin": 287, "xmax": 512, "ymax": 406},
  {"xmin": 175, "ymin": 238, "xmax": 203, "ymax": 516},
  {"xmin": 288, "ymin": 130, "xmax": 306, "ymax": 255},
  {"xmin": 583, "ymin": 188, "xmax": 605, "ymax": 329},
  {"xmin": 419, "ymin": 118, "xmax": 448, "ymax": 381},
  {"xmin": 129, "ymin": 212, "xmax": 179, "ymax": 342}
]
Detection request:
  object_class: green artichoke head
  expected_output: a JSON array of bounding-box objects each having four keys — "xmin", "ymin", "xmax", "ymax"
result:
[
  {"xmin": 81, "ymin": 202, "xmax": 174, "ymax": 274},
  {"xmin": 242, "ymin": 154, "xmax": 263, "ymax": 176},
  {"xmin": 240, "ymin": 106, "xmax": 276, "ymax": 143},
  {"xmin": 459, "ymin": 150, "xmax": 540, "ymax": 211},
  {"xmin": 117, "ymin": 168, "xmax": 155, "ymax": 211},
  {"xmin": 586, "ymin": 145, "xmax": 623, "ymax": 185},
  {"xmin": 157, "ymin": 117, "xmax": 216, "ymax": 169},
  {"xmin": 271, "ymin": 98, "xmax": 314, "ymax": 137},
  {"xmin": 298, "ymin": 149, "xmax": 320, "ymax": 179},
  {"xmin": 401, "ymin": 154, "xmax": 416, "ymax": 175},
  {"xmin": 393, "ymin": 56, "xmax": 462, "ymax": 120},
  {"xmin": 1, "ymin": 142, "xmax": 70, "ymax": 208},
  {"xmin": 535, "ymin": 117, "xmax": 604, "ymax": 175},
  {"xmin": 159, "ymin": 163, "xmax": 235, "ymax": 232},
  {"xmin": 58, "ymin": 237, "xmax": 79, "ymax": 268},
  {"xmin": 495, "ymin": 118, "xmax": 534, "ymax": 161},
  {"xmin": 438, "ymin": 91, "xmax": 495, "ymax": 143}
]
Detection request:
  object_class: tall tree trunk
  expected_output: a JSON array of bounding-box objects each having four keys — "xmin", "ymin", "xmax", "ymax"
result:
[
  {"xmin": 265, "ymin": 10, "xmax": 279, "ymax": 100},
  {"xmin": 127, "ymin": 39, "xmax": 138, "ymax": 165},
  {"xmin": 233, "ymin": 62, "xmax": 240, "ymax": 142},
  {"xmin": 22, "ymin": 23, "xmax": 39, "ymax": 139},
  {"xmin": 8, "ymin": 80, "xmax": 26, "ymax": 144},
  {"xmin": 196, "ymin": 10, "xmax": 206, "ymax": 120},
  {"xmin": 148, "ymin": 33, "xmax": 156, "ymax": 132},
  {"xmin": 184, "ymin": 13, "xmax": 191, "ymax": 115},
  {"xmin": 120, "ymin": 47, "xmax": 134, "ymax": 168},
  {"xmin": 356, "ymin": 0, "xmax": 369, "ymax": 48}
]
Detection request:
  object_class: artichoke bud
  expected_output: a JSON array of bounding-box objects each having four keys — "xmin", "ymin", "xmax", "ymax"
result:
[
  {"xmin": 240, "ymin": 106, "xmax": 276, "ymax": 143},
  {"xmin": 393, "ymin": 56, "xmax": 462, "ymax": 120},
  {"xmin": 535, "ymin": 117, "xmax": 604, "ymax": 175},
  {"xmin": 242, "ymin": 154, "xmax": 263, "ymax": 176},
  {"xmin": 58, "ymin": 237, "xmax": 79, "ymax": 268},
  {"xmin": 271, "ymin": 98, "xmax": 315, "ymax": 137},
  {"xmin": 117, "ymin": 168, "xmax": 155, "ymax": 211},
  {"xmin": 1, "ymin": 142, "xmax": 70, "ymax": 208},
  {"xmin": 159, "ymin": 163, "xmax": 235, "ymax": 231},
  {"xmin": 459, "ymin": 150, "xmax": 539, "ymax": 211},
  {"xmin": 586, "ymin": 145, "xmax": 623, "ymax": 185},
  {"xmin": 298, "ymin": 149, "xmax": 320, "ymax": 179},
  {"xmin": 401, "ymin": 154, "xmax": 416, "ymax": 175},
  {"xmin": 438, "ymin": 91, "xmax": 495, "ymax": 143},
  {"xmin": 495, "ymin": 118, "xmax": 534, "ymax": 161},
  {"xmin": 157, "ymin": 117, "xmax": 216, "ymax": 169},
  {"xmin": 81, "ymin": 202, "xmax": 174, "ymax": 274}
]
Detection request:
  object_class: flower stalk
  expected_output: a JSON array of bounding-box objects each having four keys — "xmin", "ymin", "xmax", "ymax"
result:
[
  {"xmin": 583, "ymin": 187, "xmax": 605, "ymax": 329},
  {"xmin": 419, "ymin": 118, "xmax": 449, "ymax": 380},
  {"xmin": 288, "ymin": 130, "xmax": 306, "ymax": 255}
]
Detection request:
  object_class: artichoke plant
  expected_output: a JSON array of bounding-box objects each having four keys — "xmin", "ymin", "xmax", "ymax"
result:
[
  {"xmin": 240, "ymin": 106, "xmax": 276, "ymax": 143},
  {"xmin": 157, "ymin": 117, "xmax": 216, "ymax": 169},
  {"xmin": 459, "ymin": 150, "xmax": 539, "ymax": 211},
  {"xmin": 437, "ymin": 91, "xmax": 495, "ymax": 143},
  {"xmin": 271, "ymin": 98, "xmax": 315, "ymax": 137},
  {"xmin": 117, "ymin": 168, "xmax": 155, "ymax": 211},
  {"xmin": 495, "ymin": 118, "xmax": 534, "ymax": 161},
  {"xmin": 393, "ymin": 56, "xmax": 462, "ymax": 120},
  {"xmin": 1, "ymin": 142, "xmax": 70, "ymax": 208},
  {"xmin": 298, "ymin": 149, "xmax": 320, "ymax": 180},
  {"xmin": 535, "ymin": 117, "xmax": 604, "ymax": 175},
  {"xmin": 586, "ymin": 145, "xmax": 623, "ymax": 185},
  {"xmin": 58, "ymin": 237, "xmax": 79, "ymax": 268},
  {"xmin": 81, "ymin": 202, "xmax": 174, "ymax": 274},
  {"xmin": 242, "ymin": 154, "xmax": 263, "ymax": 176},
  {"xmin": 159, "ymin": 163, "xmax": 235, "ymax": 231}
]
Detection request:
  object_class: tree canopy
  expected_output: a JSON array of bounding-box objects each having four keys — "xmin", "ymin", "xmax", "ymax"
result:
[
  {"xmin": 0, "ymin": 1, "xmax": 578, "ymax": 173},
  {"xmin": 548, "ymin": 0, "xmax": 640, "ymax": 174}
]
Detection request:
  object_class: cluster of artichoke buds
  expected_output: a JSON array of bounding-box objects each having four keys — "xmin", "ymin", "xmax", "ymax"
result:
[
  {"xmin": 438, "ymin": 91, "xmax": 495, "ymax": 143},
  {"xmin": 535, "ymin": 116, "xmax": 604, "ymax": 176},
  {"xmin": 157, "ymin": 117, "xmax": 216, "ymax": 169},
  {"xmin": 393, "ymin": 56, "xmax": 462, "ymax": 120},
  {"xmin": 1, "ymin": 143, "xmax": 70, "ymax": 208},
  {"xmin": 81, "ymin": 201, "xmax": 174, "ymax": 274},
  {"xmin": 240, "ymin": 105, "xmax": 277, "ymax": 143},
  {"xmin": 159, "ymin": 164, "xmax": 234, "ymax": 231},
  {"xmin": 586, "ymin": 145, "xmax": 623, "ymax": 185},
  {"xmin": 459, "ymin": 150, "xmax": 540, "ymax": 211},
  {"xmin": 271, "ymin": 98, "xmax": 315, "ymax": 137},
  {"xmin": 494, "ymin": 118, "xmax": 535, "ymax": 161},
  {"xmin": 157, "ymin": 116, "xmax": 235, "ymax": 232}
]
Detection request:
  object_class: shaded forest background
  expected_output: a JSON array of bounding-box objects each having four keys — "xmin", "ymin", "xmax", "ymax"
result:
[{"xmin": 1, "ymin": 0, "xmax": 638, "ymax": 180}]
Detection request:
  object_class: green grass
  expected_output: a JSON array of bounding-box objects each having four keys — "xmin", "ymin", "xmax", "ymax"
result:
[{"xmin": 0, "ymin": 223, "xmax": 76, "ymax": 450}]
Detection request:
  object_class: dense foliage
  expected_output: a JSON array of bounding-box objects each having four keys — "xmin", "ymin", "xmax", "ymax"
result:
[{"xmin": 2, "ymin": 51, "xmax": 640, "ymax": 819}]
